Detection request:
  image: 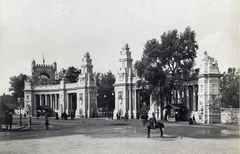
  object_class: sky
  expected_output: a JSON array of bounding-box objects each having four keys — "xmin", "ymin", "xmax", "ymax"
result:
[{"xmin": 0, "ymin": 0, "xmax": 239, "ymax": 95}]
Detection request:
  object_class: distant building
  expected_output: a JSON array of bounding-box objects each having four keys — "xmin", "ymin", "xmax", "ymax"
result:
[{"xmin": 24, "ymin": 52, "xmax": 97, "ymax": 118}]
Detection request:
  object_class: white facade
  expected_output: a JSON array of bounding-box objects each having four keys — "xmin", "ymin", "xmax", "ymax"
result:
[
  {"xmin": 113, "ymin": 45, "xmax": 222, "ymax": 124},
  {"xmin": 24, "ymin": 52, "xmax": 97, "ymax": 118}
]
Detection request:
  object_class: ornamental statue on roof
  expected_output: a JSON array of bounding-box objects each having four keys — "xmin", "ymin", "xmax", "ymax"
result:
[{"xmin": 203, "ymin": 51, "xmax": 217, "ymax": 63}]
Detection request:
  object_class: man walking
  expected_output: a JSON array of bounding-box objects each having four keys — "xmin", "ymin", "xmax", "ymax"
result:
[{"xmin": 45, "ymin": 116, "xmax": 49, "ymax": 130}]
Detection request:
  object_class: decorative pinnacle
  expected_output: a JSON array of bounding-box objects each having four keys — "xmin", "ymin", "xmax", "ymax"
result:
[
  {"xmin": 84, "ymin": 52, "xmax": 90, "ymax": 59},
  {"xmin": 122, "ymin": 43, "xmax": 130, "ymax": 52}
]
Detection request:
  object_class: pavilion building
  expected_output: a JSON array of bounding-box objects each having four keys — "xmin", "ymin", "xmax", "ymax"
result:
[
  {"xmin": 24, "ymin": 52, "xmax": 97, "ymax": 118},
  {"xmin": 113, "ymin": 44, "xmax": 222, "ymax": 124},
  {"xmin": 24, "ymin": 45, "xmax": 222, "ymax": 124}
]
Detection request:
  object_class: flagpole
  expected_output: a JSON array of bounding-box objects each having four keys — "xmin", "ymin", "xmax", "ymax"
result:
[{"xmin": 43, "ymin": 53, "xmax": 45, "ymax": 64}]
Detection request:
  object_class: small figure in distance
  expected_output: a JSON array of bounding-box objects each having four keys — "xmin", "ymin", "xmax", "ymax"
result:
[
  {"xmin": 45, "ymin": 116, "xmax": 49, "ymax": 130},
  {"xmin": 28, "ymin": 116, "xmax": 32, "ymax": 128}
]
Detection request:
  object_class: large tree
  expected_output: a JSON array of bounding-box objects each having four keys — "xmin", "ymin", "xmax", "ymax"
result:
[
  {"xmin": 9, "ymin": 73, "xmax": 29, "ymax": 100},
  {"xmin": 95, "ymin": 71, "xmax": 115, "ymax": 110},
  {"xmin": 59, "ymin": 66, "xmax": 81, "ymax": 83},
  {"xmin": 219, "ymin": 67, "xmax": 239, "ymax": 108},
  {"xmin": 134, "ymin": 27, "xmax": 198, "ymax": 105}
]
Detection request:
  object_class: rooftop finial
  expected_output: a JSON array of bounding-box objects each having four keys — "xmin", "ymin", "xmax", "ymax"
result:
[{"xmin": 122, "ymin": 43, "xmax": 130, "ymax": 52}]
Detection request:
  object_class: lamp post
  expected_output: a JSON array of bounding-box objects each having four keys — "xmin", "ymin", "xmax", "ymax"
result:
[
  {"xmin": 103, "ymin": 95, "xmax": 109, "ymax": 116},
  {"xmin": 17, "ymin": 97, "xmax": 22, "ymax": 126}
]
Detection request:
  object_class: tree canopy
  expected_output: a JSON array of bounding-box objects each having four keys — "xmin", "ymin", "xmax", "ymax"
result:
[
  {"xmin": 9, "ymin": 73, "xmax": 29, "ymax": 100},
  {"xmin": 59, "ymin": 66, "xmax": 81, "ymax": 83},
  {"xmin": 219, "ymin": 67, "xmax": 239, "ymax": 108},
  {"xmin": 134, "ymin": 27, "xmax": 198, "ymax": 104},
  {"xmin": 95, "ymin": 71, "xmax": 116, "ymax": 110}
]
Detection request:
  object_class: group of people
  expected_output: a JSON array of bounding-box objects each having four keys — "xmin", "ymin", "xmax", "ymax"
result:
[
  {"xmin": 27, "ymin": 115, "xmax": 49, "ymax": 130},
  {"xmin": 189, "ymin": 115, "xmax": 197, "ymax": 125},
  {"xmin": 60, "ymin": 111, "xmax": 75, "ymax": 120},
  {"xmin": 116, "ymin": 111, "xmax": 128, "ymax": 120}
]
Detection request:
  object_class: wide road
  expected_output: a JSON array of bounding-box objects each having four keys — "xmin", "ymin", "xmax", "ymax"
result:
[{"xmin": 0, "ymin": 116, "xmax": 239, "ymax": 154}]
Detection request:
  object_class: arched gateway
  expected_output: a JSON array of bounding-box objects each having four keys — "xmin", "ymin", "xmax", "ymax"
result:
[
  {"xmin": 24, "ymin": 45, "xmax": 221, "ymax": 123},
  {"xmin": 113, "ymin": 44, "xmax": 222, "ymax": 124},
  {"xmin": 24, "ymin": 52, "xmax": 97, "ymax": 118}
]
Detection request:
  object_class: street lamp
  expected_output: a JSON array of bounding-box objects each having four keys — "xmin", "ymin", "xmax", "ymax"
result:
[
  {"xmin": 104, "ymin": 95, "xmax": 107, "ymax": 117},
  {"xmin": 17, "ymin": 97, "xmax": 22, "ymax": 126}
]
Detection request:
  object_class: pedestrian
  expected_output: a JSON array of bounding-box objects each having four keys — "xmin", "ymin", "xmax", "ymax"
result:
[
  {"xmin": 193, "ymin": 115, "xmax": 196, "ymax": 124},
  {"xmin": 55, "ymin": 112, "xmax": 59, "ymax": 120},
  {"xmin": 64, "ymin": 112, "xmax": 68, "ymax": 120},
  {"xmin": 28, "ymin": 116, "xmax": 32, "ymax": 128},
  {"xmin": 36, "ymin": 111, "xmax": 40, "ymax": 120},
  {"xmin": 45, "ymin": 116, "xmax": 49, "ymax": 130},
  {"xmin": 150, "ymin": 112, "xmax": 156, "ymax": 129},
  {"xmin": 189, "ymin": 118, "xmax": 193, "ymax": 125}
]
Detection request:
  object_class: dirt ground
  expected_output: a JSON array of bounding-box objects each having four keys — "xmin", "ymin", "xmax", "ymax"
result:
[
  {"xmin": 0, "ymin": 134, "xmax": 239, "ymax": 154},
  {"xmin": 0, "ymin": 116, "xmax": 239, "ymax": 154}
]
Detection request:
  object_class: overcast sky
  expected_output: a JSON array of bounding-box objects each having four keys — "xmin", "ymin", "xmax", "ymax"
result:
[{"xmin": 0, "ymin": 0, "xmax": 239, "ymax": 95}]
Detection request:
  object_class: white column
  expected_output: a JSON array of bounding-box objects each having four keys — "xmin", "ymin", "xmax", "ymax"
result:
[
  {"xmin": 66, "ymin": 93, "xmax": 69, "ymax": 114},
  {"xmin": 55, "ymin": 94, "xmax": 57, "ymax": 110},
  {"xmin": 40, "ymin": 95, "xmax": 42, "ymax": 106},
  {"xmin": 76, "ymin": 93, "xmax": 80, "ymax": 117},
  {"xmin": 193, "ymin": 86, "xmax": 196, "ymax": 111},
  {"xmin": 50, "ymin": 94, "xmax": 52, "ymax": 108},
  {"xmin": 128, "ymin": 89, "xmax": 132, "ymax": 119},
  {"xmin": 33, "ymin": 95, "xmax": 37, "ymax": 116},
  {"xmin": 133, "ymin": 90, "xmax": 137, "ymax": 119},
  {"xmin": 88, "ymin": 92, "xmax": 91, "ymax": 118}
]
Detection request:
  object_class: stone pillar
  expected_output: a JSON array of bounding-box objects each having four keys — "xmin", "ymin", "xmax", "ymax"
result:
[
  {"xmin": 33, "ymin": 95, "xmax": 37, "ymax": 116},
  {"xmin": 40, "ymin": 95, "xmax": 43, "ymax": 106},
  {"xmin": 133, "ymin": 90, "xmax": 137, "ymax": 119},
  {"xmin": 113, "ymin": 91, "xmax": 118, "ymax": 119},
  {"xmin": 76, "ymin": 93, "xmax": 80, "ymax": 117},
  {"xmin": 54, "ymin": 94, "xmax": 57, "ymax": 110},
  {"xmin": 45, "ymin": 94, "xmax": 47, "ymax": 106},
  {"xmin": 193, "ymin": 86, "xmax": 196, "ymax": 111},
  {"xmin": 128, "ymin": 89, "xmax": 132, "ymax": 119},
  {"xmin": 66, "ymin": 93, "xmax": 69, "ymax": 115},
  {"xmin": 87, "ymin": 92, "xmax": 91, "ymax": 118},
  {"xmin": 186, "ymin": 87, "xmax": 190, "ymax": 109}
]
